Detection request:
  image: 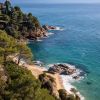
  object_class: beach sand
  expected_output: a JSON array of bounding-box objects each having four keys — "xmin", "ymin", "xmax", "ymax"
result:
[
  {"xmin": 25, "ymin": 63, "xmax": 84, "ymax": 100},
  {"xmin": 10, "ymin": 55, "xmax": 84, "ymax": 100},
  {"xmin": 26, "ymin": 64, "xmax": 64, "ymax": 90},
  {"xmin": 10, "ymin": 55, "xmax": 64, "ymax": 90}
]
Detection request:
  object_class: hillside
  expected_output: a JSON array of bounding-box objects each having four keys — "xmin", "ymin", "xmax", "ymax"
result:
[
  {"xmin": 0, "ymin": 1, "xmax": 81, "ymax": 100},
  {"xmin": 0, "ymin": 1, "xmax": 47, "ymax": 40}
]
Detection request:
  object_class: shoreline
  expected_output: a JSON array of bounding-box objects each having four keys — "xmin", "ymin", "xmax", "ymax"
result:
[
  {"xmin": 48, "ymin": 63, "xmax": 85, "ymax": 100},
  {"xmin": 61, "ymin": 75, "xmax": 85, "ymax": 100},
  {"xmin": 23, "ymin": 64, "xmax": 64, "ymax": 90},
  {"xmin": 27, "ymin": 63, "xmax": 85, "ymax": 100},
  {"xmin": 11, "ymin": 55, "xmax": 85, "ymax": 100},
  {"xmin": 11, "ymin": 56, "xmax": 64, "ymax": 90},
  {"xmin": 27, "ymin": 26, "xmax": 64, "ymax": 43}
]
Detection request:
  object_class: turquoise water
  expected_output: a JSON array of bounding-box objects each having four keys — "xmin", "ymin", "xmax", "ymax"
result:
[{"xmin": 21, "ymin": 4, "xmax": 100, "ymax": 100}]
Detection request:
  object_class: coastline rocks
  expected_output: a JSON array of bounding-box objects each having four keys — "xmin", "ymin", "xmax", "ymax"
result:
[
  {"xmin": 70, "ymin": 88, "xmax": 78, "ymax": 93},
  {"xmin": 35, "ymin": 27, "xmax": 47, "ymax": 38},
  {"xmin": 48, "ymin": 64, "xmax": 76, "ymax": 75},
  {"xmin": 39, "ymin": 73, "xmax": 59, "ymax": 99},
  {"xmin": 39, "ymin": 73, "xmax": 81, "ymax": 100},
  {"xmin": 42, "ymin": 25, "xmax": 57, "ymax": 30},
  {"xmin": 27, "ymin": 25, "xmax": 63, "ymax": 40},
  {"xmin": 42, "ymin": 25, "xmax": 63, "ymax": 31},
  {"xmin": 26, "ymin": 27, "xmax": 47, "ymax": 40},
  {"xmin": 73, "ymin": 76, "xmax": 80, "ymax": 80},
  {"xmin": 59, "ymin": 89, "xmax": 80, "ymax": 100}
]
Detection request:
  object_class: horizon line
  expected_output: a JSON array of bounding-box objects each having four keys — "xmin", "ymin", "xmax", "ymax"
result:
[{"xmin": 12, "ymin": 2, "xmax": 100, "ymax": 5}]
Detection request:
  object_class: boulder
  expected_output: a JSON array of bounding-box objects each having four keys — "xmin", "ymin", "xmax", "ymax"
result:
[
  {"xmin": 59, "ymin": 89, "xmax": 81, "ymax": 100},
  {"xmin": 73, "ymin": 76, "xmax": 80, "ymax": 80},
  {"xmin": 42, "ymin": 25, "xmax": 57, "ymax": 30},
  {"xmin": 26, "ymin": 27, "xmax": 47, "ymax": 40},
  {"xmin": 48, "ymin": 64, "xmax": 76, "ymax": 75},
  {"xmin": 39, "ymin": 73, "xmax": 59, "ymax": 99}
]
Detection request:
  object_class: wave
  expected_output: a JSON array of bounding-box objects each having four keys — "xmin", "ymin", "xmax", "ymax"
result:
[
  {"xmin": 28, "ymin": 39, "xmax": 43, "ymax": 43},
  {"xmin": 49, "ymin": 26, "xmax": 64, "ymax": 31},
  {"xmin": 28, "ymin": 32, "xmax": 54, "ymax": 42},
  {"xmin": 47, "ymin": 32, "xmax": 54, "ymax": 35},
  {"xmin": 45, "ymin": 32, "xmax": 54, "ymax": 37},
  {"xmin": 36, "ymin": 39, "xmax": 43, "ymax": 42},
  {"xmin": 42, "ymin": 32, "xmax": 55, "ymax": 39},
  {"xmin": 48, "ymin": 63, "xmax": 85, "ymax": 100},
  {"xmin": 55, "ymin": 27, "xmax": 64, "ymax": 31},
  {"xmin": 61, "ymin": 75, "xmax": 85, "ymax": 100}
]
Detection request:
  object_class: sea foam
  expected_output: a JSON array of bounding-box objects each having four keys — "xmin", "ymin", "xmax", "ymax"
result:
[
  {"xmin": 49, "ymin": 26, "xmax": 64, "ymax": 31},
  {"xmin": 48, "ymin": 63, "xmax": 85, "ymax": 100},
  {"xmin": 55, "ymin": 26, "xmax": 64, "ymax": 31}
]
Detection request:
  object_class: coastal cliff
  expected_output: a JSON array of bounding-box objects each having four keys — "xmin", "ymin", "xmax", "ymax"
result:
[
  {"xmin": 0, "ymin": 1, "xmax": 82, "ymax": 100},
  {"xmin": 0, "ymin": 1, "xmax": 47, "ymax": 40}
]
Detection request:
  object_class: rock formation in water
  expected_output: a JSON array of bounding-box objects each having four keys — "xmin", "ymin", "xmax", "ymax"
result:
[{"xmin": 48, "ymin": 64, "xmax": 76, "ymax": 75}]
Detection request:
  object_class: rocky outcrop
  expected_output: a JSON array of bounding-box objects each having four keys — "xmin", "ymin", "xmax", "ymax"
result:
[
  {"xmin": 35, "ymin": 27, "xmax": 47, "ymax": 38},
  {"xmin": 59, "ymin": 89, "xmax": 80, "ymax": 100},
  {"xmin": 48, "ymin": 64, "xmax": 76, "ymax": 75},
  {"xmin": 26, "ymin": 27, "xmax": 47, "ymax": 40},
  {"xmin": 39, "ymin": 73, "xmax": 59, "ymax": 99},
  {"xmin": 42, "ymin": 25, "xmax": 57, "ymax": 30}
]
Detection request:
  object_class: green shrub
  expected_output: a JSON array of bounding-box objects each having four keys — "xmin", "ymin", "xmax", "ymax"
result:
[{"xmin": 0, "ymin": 61, "xmax": 55, "ymax": 100}]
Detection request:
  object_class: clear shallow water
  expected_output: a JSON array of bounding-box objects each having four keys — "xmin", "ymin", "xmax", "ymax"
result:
[{"xmin": 21, "ymin": 4, "xmax": 100, "ymax": 100}]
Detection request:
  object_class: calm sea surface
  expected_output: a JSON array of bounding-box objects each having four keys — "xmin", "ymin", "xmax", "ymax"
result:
[{"xmin": 19, "ymin": 4, "xmax": 100, "ymax": 100}]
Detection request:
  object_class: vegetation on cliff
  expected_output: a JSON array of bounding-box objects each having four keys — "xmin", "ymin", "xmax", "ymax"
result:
[
  {"xmin": 0, "ymin": 30, "xmax": 32, "ymax": 65},
  {"xmin": 0, "ymin": 30, "xmax": 80, "ymax": 100},
  {"xmin": 0, "ymin": 29, "xmax": 55, "ymax": 100},
  {"xmin": 0, "ymin": 0, "xmax": 46, "ymax": 40},
  {"xmin": 0, "ymin": 62, "xmax": 55, "ymax": 100},
  {"xmin": 0, "ymin": 1, "xmax": 81, "ymax": 100}
]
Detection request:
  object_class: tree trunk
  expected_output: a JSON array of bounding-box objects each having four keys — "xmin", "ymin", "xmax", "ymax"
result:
[
  {"xmin": 18, "ymin": 54, "xmax": 21, "ymax": 65},
  {"xmin": 3, "ymin": 52, "xmax": 7, "ymax": 66}
]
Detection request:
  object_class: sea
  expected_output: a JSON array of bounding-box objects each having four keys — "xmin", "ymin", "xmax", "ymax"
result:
[{"xmin": 18, "ymin": 3, "xmax": 100, "ymax": 100}]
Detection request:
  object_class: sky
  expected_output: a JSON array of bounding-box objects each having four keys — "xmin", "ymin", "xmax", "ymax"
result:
[{"xmin": 1, "ymin": 0, "xmax": 100, "ymax": 4}]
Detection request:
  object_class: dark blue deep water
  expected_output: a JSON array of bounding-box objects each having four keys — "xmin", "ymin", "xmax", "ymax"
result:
[{"xmin": 20, "ymin": 4, "xmax": 100, "ymax": 100}]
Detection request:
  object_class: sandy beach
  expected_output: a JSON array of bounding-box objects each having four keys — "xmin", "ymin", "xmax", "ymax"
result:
[
  {"xmin": 25, "ymin": 64, "xmax": 64, "ymax": 90},
  {"xmin": 10, "ymin": 55, "xmax": 64, "ymax": 90},
  {"xmin": 25, "ymin": 63, "xmax": 84, "ymax": 100},
  {"xmin": 10, "ymin": 55, "xmax": 84, "ymax": 100}
]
